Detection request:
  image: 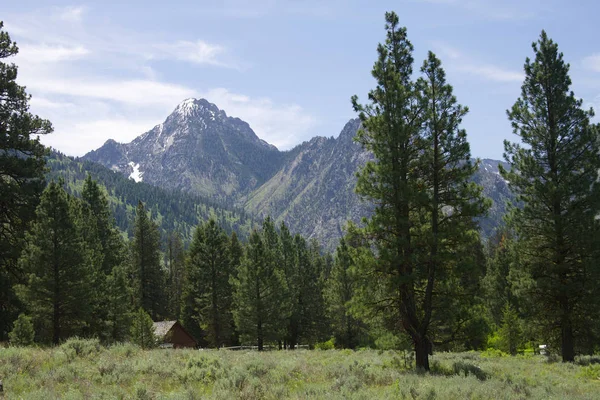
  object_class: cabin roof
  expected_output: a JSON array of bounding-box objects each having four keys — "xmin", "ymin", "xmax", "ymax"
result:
[{"xmin": 153, "ymin": 320, "xmax": 177, "ymax": 339}]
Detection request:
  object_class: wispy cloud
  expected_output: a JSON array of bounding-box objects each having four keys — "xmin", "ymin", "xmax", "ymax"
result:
[
  {"xmin": 202, "ymin": 88, "xmax": 317, "ymax": 150},
  {"xmin": 15, "ymin": 43, "xmax": 90, "ymax": 63},
  {"xmin": 457, "ymin": 65, "xmax": 523, "ymax": 82},
  {"xmin": 583, "ymin": 54, "xmax": 600, "ymax": 73},
  {"xmin": 57, "ymin": 6, "xmax": 86, "ymax": 23},
  {"xmin": 153, "ymin": 40, "xmax": 239, "ymax": 69},
  {"xmin": 432, "ymin": 42, "xmax": 523, "ymax": 82}
]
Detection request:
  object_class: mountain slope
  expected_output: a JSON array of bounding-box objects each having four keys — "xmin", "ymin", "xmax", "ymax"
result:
[
  {"xmin": 84, "ymin": 98, "xmax": 284, "ymax": 199},
  {"xmin": 244, "ymin": 119, "xmax": 372, "ymax": 247},
  {"xmin": 245, "ymin": 119, "xmax": 512, "ymax": 249}
]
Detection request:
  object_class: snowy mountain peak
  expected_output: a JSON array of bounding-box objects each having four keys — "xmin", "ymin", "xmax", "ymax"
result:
[
  {"xmin": 175, "ymin": 98, "xmax": 198, "ymax": 117},
  {"xmin": 172, "ymin": 98, "xmax": 225, "ymax": 121}
]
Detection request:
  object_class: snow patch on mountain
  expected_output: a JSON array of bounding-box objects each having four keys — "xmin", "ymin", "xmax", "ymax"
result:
[
  {"xmin": 175, "ymin": 98, "xmax": 199, "ymax": 118},
  {"xmin": 128, "ymin": 162, "xmax": 143, "ymax": 182}
]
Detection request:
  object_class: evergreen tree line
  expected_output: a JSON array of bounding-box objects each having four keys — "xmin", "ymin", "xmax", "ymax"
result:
[{"xmin": 4, "ymin": 176, "xmax": 334, "ymax": 349}]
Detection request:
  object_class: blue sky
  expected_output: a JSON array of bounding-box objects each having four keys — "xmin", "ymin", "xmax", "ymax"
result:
[{"xmin": 3, "ymin": 0, "xmax": 600, "ymax": 159}]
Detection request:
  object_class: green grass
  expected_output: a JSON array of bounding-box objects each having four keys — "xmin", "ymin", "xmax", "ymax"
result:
[{"xmin": 1, "ymin": 340, "xmax": 599, "ymax": 399}]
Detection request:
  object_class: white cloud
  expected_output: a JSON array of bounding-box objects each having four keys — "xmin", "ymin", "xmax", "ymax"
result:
[
  {"xmin": 583, "ymin": 54, "xmax": 600, "ymax": 72},
  {"xmin": 432, "ymin": 42, "xmax": 523, "ymax": 83},
  {"xmin": 202, "ymin": 88, "xmax": 317, "ymax": 150},
  {"xmin": 457, "ymin": 64, "xmax": 523, "ymax": 82},
  {"xmin": 154, "ymin": 40, "xmax": 234, "ymax": 68},
  {"xmin": 15, "ymin": 43, "xmax": 90, "ymax": 64},
  {"xmin": 58, "ymin": 6, "xmax": 86, "ymax": 23},
  {"xmin": 6, "ymin": 5, "xmax": 316, "ymax": 155},
  {"xmin": 25, "ymin": 76, "xmax": 199, "ymax": 108}
]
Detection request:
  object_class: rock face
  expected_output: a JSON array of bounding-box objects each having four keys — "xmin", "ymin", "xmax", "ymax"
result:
[
  {"xmin": 84, "ymin": 98, "xmax": 283, "ymax": 198},
  {"xmin": 244, "ymin": 118, "xmax": 372, "ymax": 246},
  {"xmin": 83, "ymin": 99, "xmax": 512, "ymax": 249}
]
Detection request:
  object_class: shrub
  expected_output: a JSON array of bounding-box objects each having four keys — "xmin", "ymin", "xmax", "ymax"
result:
[
  {"xmin": 9, "ymin": 314, "xmax": 35, "ymax": 346},
  {"xmin": 452, "ymin": 361, "xmax": 488, "ymax": 381},
  {"xmin": 481, "ymin": 348, "xmax": 508, "ymax": 358},
  {"xmin": 315, "ymin": 338, "xmax": 335, "ymax": 350},
  {"xmin": 60, "ymin": 337, "xmax": 102, "ymax": 357}
]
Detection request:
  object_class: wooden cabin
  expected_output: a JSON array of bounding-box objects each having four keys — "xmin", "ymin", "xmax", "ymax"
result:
[{"xmin": 153, "ymin": 321, "xmax": 197, "ymax": 349}]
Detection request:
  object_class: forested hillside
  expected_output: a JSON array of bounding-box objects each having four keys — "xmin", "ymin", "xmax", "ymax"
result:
[{"xmin": 46, "ymin": 151, "xmax": 256, "ymax": 242}]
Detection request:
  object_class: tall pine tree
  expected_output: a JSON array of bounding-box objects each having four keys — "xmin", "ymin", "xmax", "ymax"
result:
[
  {"xmin": 326, "ymin": 238, "xmax": 363, "ymax": 349},
  {"xmin": 351, "ymin": 12, "xmax": 487, "ymax": 370},
  {"xmin": 16, "ymin": 181, "xmax": 92, "ymax": 344},
  {"xmin": 165, "ymin": 231, "xmax": 185, "ymax": 320},
  {"xmin": 232, "ymin": 226, "xmax": 288, "ymax": 350},
  {"xmin": 0, "ymin": 21, "xmax": 52, "ymax": 340},
  {"xmin": 183, "ymin": 219, "xmax": 234, "ymax": 347},
  {"xmin": 81, "ymin": 175, "xmax": 128, "ymax": 341},
  {"xmin": 130, "ymin": 201, "xmax": 165, "ymax": 321},
  {"xmin": 501, "ymin": 31, "xmax": 600, "ymax": 362}
]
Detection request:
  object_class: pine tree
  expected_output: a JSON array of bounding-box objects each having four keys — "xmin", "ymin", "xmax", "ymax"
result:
[
  {"xmin": 130, "ymin": 201, "xmax": 165, "ymax": 320},
  {"xmin": 501, "ymin": 31, "xmax": 600, "ymax": 362},
  {"xmin": 0, "ymin": 21, "xmax": 52, "ymax": 340},
  {"xmin": 183, "ymin": 219, "xmax": 234, "ymax": 347},
  {"xmin": 105, "ymin": 265, "xmax": 133, "ymax": 343},
  {"xmin": 299, "ymin": 238, "xmax": 328, "ymax": 346},
  {"xmin": 130, "ymin": 308, "xmax": 156, "ymax": 349},
  {"xmin": 82, "ymin": 175, "xmax": 125, "ymax": 275},
  {"xmin": 16, "ymin": 181, "xmax": 92, "ymax": 344},
  {"xmin": 326, "ymin": 238, "xmax": 362, "ymax": 349},
  {"xmin": 280, "ymin": 222, "xmax": 300, "ymax": 348},
  {"xmin": 232, "ymin": 228, "xmax": 288, "ymax": 350},
  {"xmin": 81, "ymin": 175, "xmax": 128, "ymax": 341},
  {"xmin": 351, "ymin": 12, "xmax": 487, "ymax": 370},
  {"xmin": 9, "ymin": 314, "xmax": 34, "ymax": 346},
  {"xmin": 228, "ymin": 231, "xmax": 244, "ymax": 345},
  {"xmin": 228, "ymin": 231, "xmax": 244, "ymax": 276},
  {"xmin": 165, "ymin": 231, "xmax": 185, "ymax": 320},
  {"xmin": 498, "ymin": 303, "xmax": 522, "ymax": 356}
]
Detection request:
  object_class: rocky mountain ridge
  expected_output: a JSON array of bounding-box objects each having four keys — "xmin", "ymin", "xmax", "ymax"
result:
[{"xmin": 83, "ymin": 98, "xmax": 512, "ymax": 248}]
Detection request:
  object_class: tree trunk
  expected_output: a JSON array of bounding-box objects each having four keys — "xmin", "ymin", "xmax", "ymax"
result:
[
  {"xmin": 561, "ymin": 307, "xmax": 575, "ymax": 362},
  {"xmin": 415, "ymin": 337, "xmax": 431, "ymax": 371},
  {"xmin": 257, "ymin": 317, "xmax": 263, "ymax": 351}
]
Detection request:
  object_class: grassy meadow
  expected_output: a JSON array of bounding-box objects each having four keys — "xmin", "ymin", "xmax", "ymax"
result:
[{"xmin": 1, "ymin": 339, "xmax": 600, "ymax": 399}]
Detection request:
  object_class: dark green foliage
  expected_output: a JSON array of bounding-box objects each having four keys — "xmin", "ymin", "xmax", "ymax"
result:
[
  {"xmin": 498, "ymin": 303, "xmax": 522, "ymax": 356},
  {"xmin": 81, "ymin": 175, "xmax": 129, "ymax": 342},
  {"xmin": 16, "ymin": 181, "xmax": 92, "ymax": 344},
  {"xmin": 130, "ymin": 201, "xmax": 165, "ymax": 320},
  {"xmin": 105, "ymin": 265, "xmax": 133, "ymax": 343},
  {"xmin": 232, "ymin": 224, "xmax": 288, "ymax": 350},
  {"xmin": 350, "ymin": 12, "xmax": 488, "ymax": 370},
  {"xmin": 325, "ymin": 238, "xmax": 364, "ymax": 349},
  {"xmin": 130, "ymin": 308, "xmax": 156, "ymax": 349},
  {"xmin": 501, "ymin": 31, "xmax": 600, "ymax": 362},
  {"xmin": 0, "ymin": 21, "xmax": 52, "ymax": 340},
  {"xmin": 165, "ymin": 232, "xmax": 185, "ymax": 320},
  {"xmin": 182, "ymin": 220, "xmax": 234, "ymax": 347},
  {"xmin": 9, "ymin": 314, "xmax": 34, "ymax": 346}
]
